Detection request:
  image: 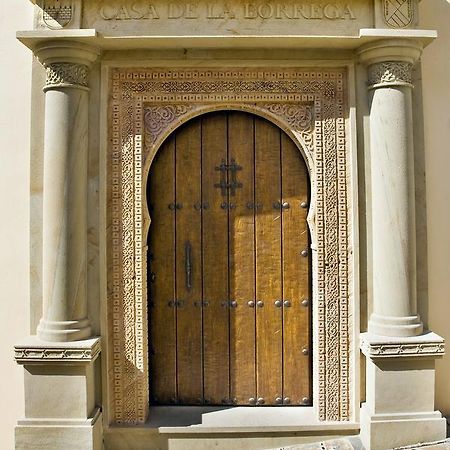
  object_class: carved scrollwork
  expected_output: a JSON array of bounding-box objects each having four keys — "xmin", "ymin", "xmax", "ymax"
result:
[
  {"xmin": 259, "ymin": 103, "xmax": 314, "ymax": 153},
  {"xmin": 368, "ymin": 62, "xmax": 413, "ymax": 88},
  {"xmin": 144, "ymin": 105, "xmax": 195, "ymax": 144},
  {"xmin": 45, "ymin": 63, "xmax": 89, "ymax": 89}
]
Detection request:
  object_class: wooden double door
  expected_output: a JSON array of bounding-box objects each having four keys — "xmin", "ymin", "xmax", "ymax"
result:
[{"xmin": 148, "ymin": 111, "xmax": 311, "ymax": 407}]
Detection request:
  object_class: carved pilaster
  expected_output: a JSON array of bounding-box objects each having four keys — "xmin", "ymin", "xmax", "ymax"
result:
[{"xmin": 45, "ymin": 62, "xmax": 89, "ymax": 90}]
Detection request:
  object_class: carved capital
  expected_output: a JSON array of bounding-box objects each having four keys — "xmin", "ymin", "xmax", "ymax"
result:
[
  {"xmin": 368, "ymin": 62, "xmax": 413, "ymax": 88},
  {"xmin": 45, "ymin": 62, "xmax": 89, "ymax": 90}
]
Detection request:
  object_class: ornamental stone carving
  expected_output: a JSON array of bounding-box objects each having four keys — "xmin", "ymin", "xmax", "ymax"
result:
[
  {"xmin": 14, "ymin": 338, "xmax": 101, "ymax": 364},
  {"xmin": 368, "ymin": 62, "xmax": 413, "ymax": 88},
  {"xmin": 383, "ymin": 0, "xmax": 414, "ymax": 28},
  {"xmin": 45, "ymin": 62, "xmax": 89, "ymax": 89},
  {"xmin": 361, "ymin": 333, "xmax": 445, "ymax": 359},
  {"xmin": 108, "ymin": 67, "xmax": 353, "ymax": 425}
]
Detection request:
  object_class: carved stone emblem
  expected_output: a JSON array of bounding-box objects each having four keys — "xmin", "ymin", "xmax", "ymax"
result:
[
  {"xmin": 383, "ymin": 0, "xmax": 414, "ymax": 28},
  {"xmin": 42, "ymin": 0, "xmax": 73, "ymax": 29}
]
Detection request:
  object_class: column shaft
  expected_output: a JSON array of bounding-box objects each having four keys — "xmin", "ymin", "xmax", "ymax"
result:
[
  {"xmin": 39, "ymin": 86, "xmax": 90, "ymax": 340},
  {"xmin": 369, "ymin": 83, "xmax": 421, "ymax": 334},
  {"xmin": 366, "ymin": 59, "xmax": 423, "ymax": 337}
]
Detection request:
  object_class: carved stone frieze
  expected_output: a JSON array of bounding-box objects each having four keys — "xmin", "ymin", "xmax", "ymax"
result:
[
  {"xmin": 45, "ymin": 63, "xmax": 89, "ymax": 89},
  {"xmin": 361, "ymin": 333, "xmax": 445, "ymax": 359},
  {"xmin": 14, "ymin": 338, "xmax": 101, "ymax": 364},
  {"xmin": 368, "ymin": 62, "xmax": 413, "ymax": 88},
  {"xmin": 108, "ymin": 67, "xmax": 352, "ymax": 424}
]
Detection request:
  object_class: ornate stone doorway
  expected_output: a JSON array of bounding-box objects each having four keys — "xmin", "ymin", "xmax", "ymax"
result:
[
  {"xmin": 147, "ymin": 110, "xmax": 311, "ymax": 407},
  {"xmin": 107, "ymin": 67, "xmax": 354, "ymax": 424}
]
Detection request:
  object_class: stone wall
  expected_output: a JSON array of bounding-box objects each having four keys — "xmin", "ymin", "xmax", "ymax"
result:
[
  {"xmin": 0, "ymin": 1, "xmax": 33, "ymax": 449},
  {"xmin": 420, "ymin": 0, "xmax": 450, "ymax": 418}
]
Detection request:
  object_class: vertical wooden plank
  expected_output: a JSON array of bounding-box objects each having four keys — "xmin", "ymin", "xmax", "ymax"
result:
[
  {"xmin": 202, "ymin": 113, "xmax": 230, "ymax": 404},
  {"xmin": 281, "ymin": 133, "xmax": 311, "ymax": 405},
  {"xmin": 148, "ymin": 136, "xmax": 176, "ymax": 404},
  {"xmin": 255, "ymin": 117, "xmax": 283, "ymax": 406},
  {"xmin": 175, "ymin": 119, "xmax": 203, "ymax": 404},
  {"xmin": 228, "ymin": 112, "xmax": 256, "ymax": 405}
]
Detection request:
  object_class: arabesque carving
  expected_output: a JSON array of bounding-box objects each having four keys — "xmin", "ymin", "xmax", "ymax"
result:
[
  {"xmin": 368, "ymin": 62, "xmax": 413, "ymax": 87},
  {"xmin": 45, "ymin": 62, "xmax": 89, "ymax": 88},
  {"xmin": 108, "ymin": 67, "xmax": 351, "ymax": 424}
]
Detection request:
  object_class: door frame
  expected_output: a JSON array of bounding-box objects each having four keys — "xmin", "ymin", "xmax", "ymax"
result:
[{"xmin": 104, "ymin": 65, "xmax": 358, "ymax": 427}]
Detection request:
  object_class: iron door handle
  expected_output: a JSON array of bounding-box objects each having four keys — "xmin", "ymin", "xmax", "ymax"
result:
[{"xmin": 185, "ymin": 241, "xmax": 192, "ymax": 290}]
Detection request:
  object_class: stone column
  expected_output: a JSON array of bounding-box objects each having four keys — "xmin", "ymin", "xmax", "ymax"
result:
[
  {"xmin": 14, "ymin": 41, "xmax": 102, "ymax": 450},
  {"xmin": 358, "ymin": 39, "xmax": 446, "ymax": 450},
  {"xmin": 360, "ymin": 39, "xmax": 423, "ymax": 337},
  {"xmin": 35, "ymin": 41, "xmax": 99, "ymax": 342}
]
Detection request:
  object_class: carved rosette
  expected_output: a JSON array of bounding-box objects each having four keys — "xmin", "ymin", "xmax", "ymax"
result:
[
  {"xmin": 368, "ymin": 62, "xmax": 413, "ymax": 88},
  {"xmin": 45, "ymin": 62, "xmax": 89, "ymax": 89}
]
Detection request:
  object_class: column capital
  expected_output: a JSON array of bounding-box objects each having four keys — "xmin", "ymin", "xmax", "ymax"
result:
[
  {"xmin": 357, "ymin": 38, "xmax": 423, "ymax": 66},
  {"xmin": 358, "ymin": 39, "xmax": 422, "ymax": 89},
  {"xmin": 35, "ymin": 40, "xmax": 100, "ymax": 91}
]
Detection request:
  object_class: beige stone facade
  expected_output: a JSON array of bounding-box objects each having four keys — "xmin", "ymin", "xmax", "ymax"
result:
[{"xmin": 1, "ymin": 1, "xmax": 450, "ymax": 449}]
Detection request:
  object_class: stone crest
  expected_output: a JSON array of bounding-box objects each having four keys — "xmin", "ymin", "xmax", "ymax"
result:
[
  {"xmin": 383, "ymin": 0, "xmax": 414, "ymax": 28},
  {"xmin": 108, "ymin": 67, "xmax": 353, "ymax": 425},
  {"xmin": 41, "ymin": 0, "xmax": 73, "ymax": 29}
]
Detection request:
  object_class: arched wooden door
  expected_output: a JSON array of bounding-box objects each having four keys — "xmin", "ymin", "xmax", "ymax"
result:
[{"xmin": 147, "ymin": 111, "xmax": 311, "ymax": 407}]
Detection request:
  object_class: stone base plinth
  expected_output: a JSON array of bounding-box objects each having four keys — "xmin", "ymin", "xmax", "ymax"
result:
[
  {"xmin": 15, "ymin": 410, "xmax": 102, "ymax": 450},
  {"xmin": 14, "ymin": 337, "xmax": 102, "ymax": 449},
  {"xmin": 360, "ymin": 332, "xmax": 446, "ymax": 450},
  {"xmin": 360, "ymin": 404, "xmax": 447, "ymax": 450}
]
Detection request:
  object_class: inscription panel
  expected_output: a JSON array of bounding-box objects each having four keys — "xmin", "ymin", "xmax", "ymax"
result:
[{"xmin": 84, "ymin": 0, "xmax": 373, "ymax": 36}]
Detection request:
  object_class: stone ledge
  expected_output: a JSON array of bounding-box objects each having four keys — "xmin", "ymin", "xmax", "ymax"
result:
[
  {"xmin": 14, "ymin": 336, "xmax": 101, "ymax": 365},
  {"xmin": 360, "ymin": 332, "xmax": 445, "ymax": 359}
]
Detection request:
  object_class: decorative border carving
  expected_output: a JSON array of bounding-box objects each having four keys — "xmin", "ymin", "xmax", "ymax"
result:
[
  {"xmin": 361, "ymin": 340, "xmax": 445, "ymax": 359},
  {"xmin": 368, "ymin": 62, "xmax": 413, "ymax": 88},
  {"xmin": 108, "ymin": 68, "xmax": 351, "ymax": 424},
  {"xmin": 15, "ymin": 339, "xmax": 101, "ymax": 364},
  {"xmin": 45, "ymin": 62, "xmax": 89, "ymax": 89}
]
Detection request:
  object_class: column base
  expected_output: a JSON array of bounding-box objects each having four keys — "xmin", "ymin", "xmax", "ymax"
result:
[
  {"xmin": 15, "ymin": 409, "xmax": 103, "ymax": 450},
  {"xmin": 37, "ymin": 318, "xmax": 91, "ymax": 342},
  {"xmin": 360, "ymin": 332, "xmax": 446, "ymax": 450},
  {"xmin": 369, "ymin": 313, "xmax": 423, "ymax": 337},
  {"xmin": 360, "ymin": 404, "xmax": 446, "ymax": 450}
]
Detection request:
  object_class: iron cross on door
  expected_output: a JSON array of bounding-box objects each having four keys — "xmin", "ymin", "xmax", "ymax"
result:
[{"xmin": 214, "ymin": 158, "xmax": 243, "ymax": 197}]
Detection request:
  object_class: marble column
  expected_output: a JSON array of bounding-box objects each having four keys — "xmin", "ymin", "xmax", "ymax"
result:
[
  {"xmin": 358, "ymin": 39, "xmax": 446, "ymax": 450},
  {"xmin": 35, "ymin": 41, "xmax": 99, "ymax": 342},
  {"xmin": 360, "ymin": 39, "xmax": 423, "ymax": 337}
]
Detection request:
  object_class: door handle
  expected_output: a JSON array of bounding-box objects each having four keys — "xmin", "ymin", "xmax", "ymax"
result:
[{"xmin": 185, "ymin": 241, "xmax": 192, "ymax": 290}]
